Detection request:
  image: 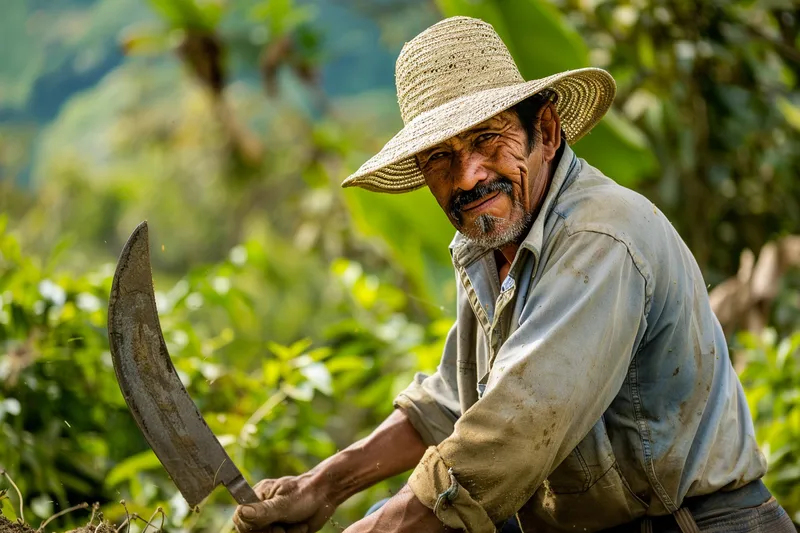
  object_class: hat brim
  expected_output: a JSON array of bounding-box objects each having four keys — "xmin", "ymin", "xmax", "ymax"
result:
[{"xmin": 342, "ymin": 68, "xmax": 615, "ymax": 194}]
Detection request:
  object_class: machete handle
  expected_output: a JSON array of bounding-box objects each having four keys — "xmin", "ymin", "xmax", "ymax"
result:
[{"xmin": 226, "ymin": 474, "xmax": 261, "ymax": 504}]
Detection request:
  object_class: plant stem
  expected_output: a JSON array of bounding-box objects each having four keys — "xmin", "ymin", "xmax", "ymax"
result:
[
  {"xmin": 141, "ymin": 506, "xmax": 164, "ymax": 533},
  {"xmin": 115, "ymin": 500, "xmax": 131, "ymax": 533},
  {"xmin": 89, "ymin": 503, "xmax": 99, "ymax": 526},
  {"xmin": 37, "ymin": 502, "xmax": 89, "ymax": 533},
  {"xmin": 0, "ymin": 468, "xmax": 25, "ymax": 524}
]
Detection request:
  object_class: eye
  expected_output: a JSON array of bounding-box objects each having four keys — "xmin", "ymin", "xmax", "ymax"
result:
[
  {"xmin": 427, "ymin": 151, "xmax": 449, "ymax": 163},
  {"xmin": 476, "ymin": 132, "xmax": 497, "ymax": 144}
]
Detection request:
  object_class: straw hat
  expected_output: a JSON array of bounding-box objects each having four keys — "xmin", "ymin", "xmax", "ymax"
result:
[{"xmin": 341, "ymin": 16, "xmax": 616, "ymax": 194}]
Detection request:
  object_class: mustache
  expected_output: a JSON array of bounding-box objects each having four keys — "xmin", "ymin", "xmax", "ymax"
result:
[{"xmin": 449, "ymin": 178, "xmax": 514, "ymax": 223}]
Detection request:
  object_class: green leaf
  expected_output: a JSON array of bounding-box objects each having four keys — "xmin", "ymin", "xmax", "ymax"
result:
[
  {"xmin": 1, "ymin": 497, "xmax": 17, "ymax": 522},
  {"xmin": 281, "ymin": 381, "xmax": 314, "ymax": 402},
  {"xmin": 777, "ymin": 97, "xmax": 800, "ymax": 131},
  {"xmin": 343, "ymin": 187, "xmax": 454, "ymax": 311},
  {"xmin": 105, "ymin": 450, "xmax": 163, "ymax": 487},
  {"xmin": 300, "ymin": 362, "xmax": 332, "ymax": 396},
  {"xmin": 326, "ymin": 355, "xmax": 368, "ymax": 374}
]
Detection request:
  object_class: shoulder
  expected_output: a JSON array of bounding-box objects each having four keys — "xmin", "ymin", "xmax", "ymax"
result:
[
  {"xmin": 548, "ymin": 159, "xmax": 666, "ymax": 307},
  {"xmin": 552, "ymin": 159, "xmax": 662, "ymax": 243}
]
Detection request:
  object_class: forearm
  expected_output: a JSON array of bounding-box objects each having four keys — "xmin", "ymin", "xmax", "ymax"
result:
[{"xmin": 313, "ymin": 408, "xmax": 427, "ymax": 505}]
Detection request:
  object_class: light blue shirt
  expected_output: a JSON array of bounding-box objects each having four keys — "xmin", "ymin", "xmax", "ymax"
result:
[{"xmin": 398, "ymin": 144, "xmax": 767, "ymax": 531}]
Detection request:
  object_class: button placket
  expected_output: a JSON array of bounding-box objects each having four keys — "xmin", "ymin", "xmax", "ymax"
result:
[{"xmin": 487, "ymin": 278, "xmax": 516, "ymax": 368}]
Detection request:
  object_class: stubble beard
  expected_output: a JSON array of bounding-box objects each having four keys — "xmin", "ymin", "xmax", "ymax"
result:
[{"xmin": 463, "ymin": 197, "xmax": 533, "ymax": 249}]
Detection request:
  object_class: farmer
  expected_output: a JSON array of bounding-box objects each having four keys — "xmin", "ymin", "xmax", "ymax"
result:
[{"xmin": 233, "ymin": 16, "xmax": 794, "ymax": 533}]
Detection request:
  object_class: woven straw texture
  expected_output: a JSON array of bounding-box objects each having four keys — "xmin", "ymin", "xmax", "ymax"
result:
[{"xmin": 341, "ymin": 16, "xmax": 616, "ymax": 194}]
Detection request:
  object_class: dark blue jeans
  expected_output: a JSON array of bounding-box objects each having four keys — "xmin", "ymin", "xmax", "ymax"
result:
[{"xmin": 365, "ymin": 498, "xmax": 522, "ymax": 532}]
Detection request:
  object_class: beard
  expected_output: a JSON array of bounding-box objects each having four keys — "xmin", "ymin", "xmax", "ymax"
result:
[
  {"xmin": 463, "ymin": 199, "xmax": 532, "ymax": 248},
  {"xmin": 450, "ymin": 177, "xmax": 533, "ymax": 249}
]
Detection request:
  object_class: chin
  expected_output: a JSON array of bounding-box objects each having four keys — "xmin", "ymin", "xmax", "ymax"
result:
[
  {"xmin": 463, "ymin": 222, "xmax": 517, "ymax": 249},
  {"xmin": 462, "ymin": 211, "xmax": 532, "ymax": 249}
]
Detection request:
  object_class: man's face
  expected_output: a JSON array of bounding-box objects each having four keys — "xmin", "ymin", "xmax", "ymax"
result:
[{"xmin": 416, "ymin": 106, "xmax": 557, "ymax": 249}]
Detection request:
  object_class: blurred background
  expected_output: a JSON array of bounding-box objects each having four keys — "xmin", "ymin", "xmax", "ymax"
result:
[{"xmin": 1, "ymin": 0, "xmax": 799, "ymax": 531}]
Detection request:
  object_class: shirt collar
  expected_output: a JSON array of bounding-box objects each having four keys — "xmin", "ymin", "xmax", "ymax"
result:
[{"xmin": 449, "ymin": 143, "xmax": 580, "ymax": 267}]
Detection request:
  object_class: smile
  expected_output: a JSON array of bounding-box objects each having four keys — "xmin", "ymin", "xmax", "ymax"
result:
[{"xmin": 463, "ymin": 191, "xmax": 502, "ymax": 213}]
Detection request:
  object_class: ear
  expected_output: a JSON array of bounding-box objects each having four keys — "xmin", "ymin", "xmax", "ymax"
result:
[{"xmin": 538, "ymin": 102, "xmax": 562, "ymax": 163}]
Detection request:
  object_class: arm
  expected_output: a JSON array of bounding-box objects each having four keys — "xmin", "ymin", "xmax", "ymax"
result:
[
  {"xmin": 319, "ymin": 408, "xmax": 428, "ymax": 505},
  {"xmin": 234, "ymin": 408, "xmax": 430, "ymax": 532},
  {"xmin": 235, "ymin": 322, "xmax": 465, "ymax": 532}
]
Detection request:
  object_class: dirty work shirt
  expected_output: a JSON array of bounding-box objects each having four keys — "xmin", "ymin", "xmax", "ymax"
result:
[{"xmin": 396, "ymin": 144, "xmax": 767, "ymax": 533}]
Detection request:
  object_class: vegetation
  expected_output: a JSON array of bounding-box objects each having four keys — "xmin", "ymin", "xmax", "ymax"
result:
[{"xmin": 1, "ymin": 0, "xmax": 798, "ymax": 530}]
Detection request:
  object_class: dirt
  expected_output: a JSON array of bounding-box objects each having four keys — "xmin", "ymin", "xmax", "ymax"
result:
[
  {"xmin": 0, "ymin": 513, "xmax": 116, "ymax": 533},
  {"xmin": 0, "ymin": 515, "xmax": 35, "ymax": 533},
  {"xmin": 64, "ymin": 524, "xmax": 115, "ymax": 533}
]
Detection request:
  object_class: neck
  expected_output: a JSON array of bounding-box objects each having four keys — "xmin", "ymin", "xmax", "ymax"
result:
[{"xmin": 495, "ymin": 150, "xmax": 561, "ymax": 277}]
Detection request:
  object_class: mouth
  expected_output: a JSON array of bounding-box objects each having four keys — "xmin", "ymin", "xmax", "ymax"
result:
[{"xmin": 462, "ymin": 191, "xmax": 501, "ymax": 213}]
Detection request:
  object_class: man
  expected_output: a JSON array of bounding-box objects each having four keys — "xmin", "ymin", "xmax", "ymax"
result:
[{"xmin": 233, "ymin": 16, "xmax": 794, "ymax": 533}]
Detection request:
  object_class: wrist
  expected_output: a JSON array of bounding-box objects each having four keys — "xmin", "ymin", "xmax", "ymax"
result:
[{"xmin": 309, "ymin": 447, "xmax": 364, "ymax": 506}]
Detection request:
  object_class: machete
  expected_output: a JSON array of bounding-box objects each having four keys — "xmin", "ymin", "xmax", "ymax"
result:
[{"xmin": 107, "ymin": 221, "xmax": 259, "ymax": 507}]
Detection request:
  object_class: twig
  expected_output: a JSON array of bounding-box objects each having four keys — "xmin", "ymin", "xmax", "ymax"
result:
[
  {"xmin": 156, "ymin": 507, "xmax": 165, "ymax": 532},
  {"xmin": 115, "ymin": 500, "xmax": 131, "ymax": 533},
  {"xmin": 140, "ymin": 506, "xmax": 164, "ymax": 533},
  {"xmin": 0, "ymin": 468, "xmax": 25, "ymax": 524},
  {"xmin": 37, "ymin": 502, "xmax": 89, "ymax": 532},
  {"xmin": 183, "ymin": 506, "xmax": 202, "ymax": 532},
  {"xmin": 212, "ymin": 459, "xmax": 228, "ymax": 487},
  {"xmin": 89, "ymin": 503, "xmax": 100, "ymax": 527}
]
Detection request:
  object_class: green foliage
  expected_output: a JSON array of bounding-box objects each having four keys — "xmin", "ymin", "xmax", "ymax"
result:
[
  {"xmin": 738, "ymin": 329, "xmax": 800, "ymax": 521},
  {"xmin": 547, "ymin": 0, "xmax": 800, "ymax": 280},
  {"xmin": 0, "ymin": 219, "xmax": 447, "ymax": 530}
]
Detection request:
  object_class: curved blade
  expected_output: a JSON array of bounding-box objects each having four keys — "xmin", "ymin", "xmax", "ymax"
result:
[{"xmin": 108, "ymin": 221, "xmax": 258, "ymax": 507}]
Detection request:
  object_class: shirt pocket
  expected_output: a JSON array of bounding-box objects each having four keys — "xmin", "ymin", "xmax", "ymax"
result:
[{"xmin": 517, "ymin": 416, "xmax": 648, "ymax": 532}]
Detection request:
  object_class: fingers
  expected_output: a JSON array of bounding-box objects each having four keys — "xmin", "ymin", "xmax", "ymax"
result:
[
  {"xmin": 234, "ymin": 499, "xmax": 296, "ymax": 531},
  {"xmin": 253, "ymin": 479, "xmax": 277, "ymax": 500}
]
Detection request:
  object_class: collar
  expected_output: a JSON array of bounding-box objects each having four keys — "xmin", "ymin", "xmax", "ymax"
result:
[{"xmin": 449, "ymin": 143, "xmax": 580, "ymax": 267}]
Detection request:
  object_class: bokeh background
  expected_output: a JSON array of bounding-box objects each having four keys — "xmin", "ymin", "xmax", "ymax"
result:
[{"xmin": 1, "ymin": 0, "xmax": 799, "ymax": 531}]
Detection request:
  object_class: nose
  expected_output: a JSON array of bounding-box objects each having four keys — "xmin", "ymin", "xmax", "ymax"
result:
[{"xmin": 451, "ymin": 150, "xmax": 489, "ymax": 193}]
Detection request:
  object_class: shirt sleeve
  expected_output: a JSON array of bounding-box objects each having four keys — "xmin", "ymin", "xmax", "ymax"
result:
[
  {"xmin": 408, "ymin": 230, "xmax": 647, "ymax": 529},
  {"xmin": 394, "ymin": 321, "xmax": 462, "ymax": 446}
]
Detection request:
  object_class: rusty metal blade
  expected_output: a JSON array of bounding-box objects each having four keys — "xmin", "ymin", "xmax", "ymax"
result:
[{"xmin": 108, "ymin": 221, "xmax": 259, "ymax": 507}]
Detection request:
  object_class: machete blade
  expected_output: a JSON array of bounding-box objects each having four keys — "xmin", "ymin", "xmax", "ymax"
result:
[{"xmin": 108, "ymin": 221, "xmax": 259, "ymax": 507}]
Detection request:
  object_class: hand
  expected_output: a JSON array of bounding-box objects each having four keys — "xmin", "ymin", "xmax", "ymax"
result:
[
  {"xmin": 342, "ymin": 486, "xmax": 451, "ymax": 533},
  {"xmin": 233, "ymin": 472, "xmax": 337, "ymax": 533}
]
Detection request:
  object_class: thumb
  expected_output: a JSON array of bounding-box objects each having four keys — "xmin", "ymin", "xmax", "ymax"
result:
[
  {"xmin": 237, "ymin": 498, "xmax": 289, "ymax": 526},
  {"xmin": 238, "ymin": 505, "xmax": 259, "ymax": 520}
]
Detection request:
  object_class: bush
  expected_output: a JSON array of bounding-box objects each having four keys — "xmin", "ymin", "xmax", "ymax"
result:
[
  {"xmin": 0, "ymin": 218, "xmax": 448, "ymax": 531},
  {"xmin": 737, "ymin": 329, "xmax": 800, "ymax": 522}
]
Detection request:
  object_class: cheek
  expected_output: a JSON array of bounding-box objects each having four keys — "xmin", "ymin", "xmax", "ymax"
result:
[
  {"xmin": 489, "ymin": 142, "xmax": 528, "ymax": 180},
  {"xmin": 425, "ymin": 178, "xmax": 454, "ymax": 213}
]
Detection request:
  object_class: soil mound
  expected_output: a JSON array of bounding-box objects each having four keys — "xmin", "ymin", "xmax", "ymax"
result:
[{"xmin": 0, "ymin": 515, "xmax": 35, "ymax": 533}]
